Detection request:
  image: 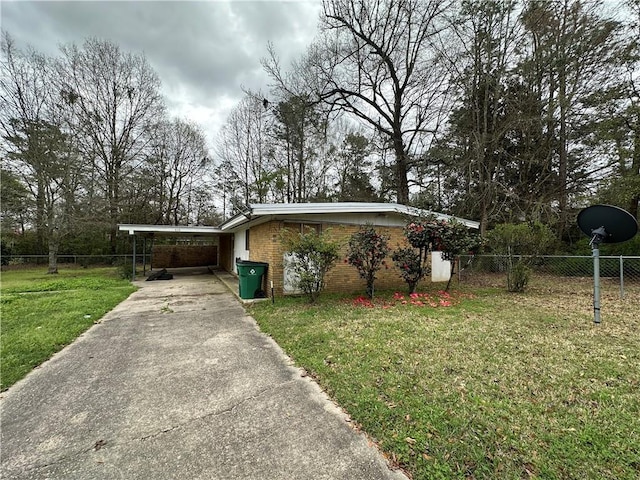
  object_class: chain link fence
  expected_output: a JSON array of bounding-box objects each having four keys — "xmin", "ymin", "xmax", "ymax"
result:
[
  {"xmin": 1, "ymin": 254, "xmax": 149, "ymax": 268},
  {"xmin": 3, "ymin": 253, "xmax": 639, "ymax": 300},
  {"xmin": 457, "ymin": 254, "xmax": 640, "ymax": 299}
]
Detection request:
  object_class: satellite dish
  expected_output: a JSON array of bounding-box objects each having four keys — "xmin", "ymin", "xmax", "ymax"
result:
[
  {"xmin": 576, "ymin": 205, "xmax": 638, "ymax": 325},
  {"xmin": 577, "ymin": 204, "xmax": 638, "ymax": 245}
]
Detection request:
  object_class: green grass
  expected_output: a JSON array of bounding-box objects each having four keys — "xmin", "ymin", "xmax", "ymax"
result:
[
  {"xmin": 249, "ymin": 281, "xmax": 640, "ymax": 480},
  {"xmin": 1, "ymin": 267, "xmax": 136, "ymax": 390}
]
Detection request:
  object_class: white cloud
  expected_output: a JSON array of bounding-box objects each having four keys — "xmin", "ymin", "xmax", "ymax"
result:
[{"xmin": 1, "ymin": 0, "xmax": 322, "ymax": 150}]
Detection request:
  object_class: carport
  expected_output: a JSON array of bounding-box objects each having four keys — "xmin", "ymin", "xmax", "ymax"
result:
[{"xmin": 118, "ymin": 224, "xmax": 234, "ymax": 280}]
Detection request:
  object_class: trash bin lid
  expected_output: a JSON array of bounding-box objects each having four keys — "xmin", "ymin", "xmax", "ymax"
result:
[{"xmin": 236, "ymin": 260, "xmax": 269, "ymax": 267}]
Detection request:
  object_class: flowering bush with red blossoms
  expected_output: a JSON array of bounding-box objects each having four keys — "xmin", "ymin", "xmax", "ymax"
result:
[
  {"xmin": 404, "ymin": 220, "xmax": 444, "ymax": 250},
  {"xmin": 390, "ymin": 247, "xmax": 424, "ymax": 294},
  {"xmin": 392, "ymin": 216, "xmax": 444, "ymax": 294},
  {"xmin": 346, "ymin": 225, "xmax": 390, "ymax": 299},
  {"xmin": 393, "ymin": 216, "xmax": 481, "ymax": 293}
]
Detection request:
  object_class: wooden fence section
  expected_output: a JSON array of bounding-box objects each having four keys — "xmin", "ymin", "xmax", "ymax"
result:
[{"xmin": 151, "ymin": 245, "xmax": 218, "ymax": 268}]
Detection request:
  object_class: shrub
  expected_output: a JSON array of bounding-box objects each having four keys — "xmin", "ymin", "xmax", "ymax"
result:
[
  {"xmin": 117, "ymin": 261, "xmax": 135, "ymax": 280},
  {"xmin": 486, "ymin": 222, "xmax": 556, "ymax": 292},
  {"xmin": 391, "ymin": 247, "xmax": 424, "ymax": 294},
  {"xmin": 438, "ymin": 219, "xmax": 482, "ymax": 291},
  {"xmin": 393, "ymin": 216, "xmax": 481, "ymax": 293},
  {"xmin": 392, "ymin": 218, "xmax": 442, "ymax": 294},
  {"xmin": 282, "ymin": 230, "xmax": 340, "ymax": 303},
  {"xmin": 346, "ymin": 225, "xmax": 390, "ymax": 299},
  {"xmin": 1, "ymin": 240, "xmax": 12, "ymax": 266},
  {"xmin": 507, "ymin": 258, "xmax": 530, "ymax": 292}
]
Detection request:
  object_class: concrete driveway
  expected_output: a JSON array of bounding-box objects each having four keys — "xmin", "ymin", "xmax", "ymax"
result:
[{"xmin": 1, "ymin": 268, "xmax": 407, "ymax": 480}]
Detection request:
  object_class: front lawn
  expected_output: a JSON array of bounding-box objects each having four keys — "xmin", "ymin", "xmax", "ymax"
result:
[
  {"xmin": 250, "ymin": 282, "xmax": 639, "ymax": 479},
  {"xmin": 1, "ymin": 267, "xmax": 136, "ymax": 390}
]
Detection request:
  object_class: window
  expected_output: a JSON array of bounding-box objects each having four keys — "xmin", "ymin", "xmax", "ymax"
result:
[
  {"xmin": 302, "ymin": 223, "xmax": 322, "ymax": 234},
  {"xmin": 245, "ymin": 229, "xmax": 250, "ymax": 250},
  {"xmin": 283, "ymin": 222, "xmax": 322, "ymax": 234}
]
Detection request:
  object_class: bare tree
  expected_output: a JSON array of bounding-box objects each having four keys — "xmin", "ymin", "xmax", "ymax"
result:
[
  {"xmin": 300, "ymin": 0, "xmax": 453, "ymax": 204},
  {"xmin": 55, "ymin": 38, "xmax": 165, "ymax": 253},
  {"xmin": 262, "ymin": 45, "xmax": 334, "ymax": 203},
  {"xmin": 214, "ymin": 93, "xmax": 274, "ymax": 208},
  {"xmin": 617, "ymin": 0, "xmax": 640, "ymax": 219},
  {"xmin": 144, "ymin": 118, "xmax": 210, "ymax": 224},
  {"xmin": 0, "ymin": 33, "xmax": 79, "ymax": 273},
  {"xmin": 1, "ymin": 33, "xmax": 50, "ymax": 252},
  {"xmin": 269, "ymin": 94, "xmax": 330, "ymax": 202}
]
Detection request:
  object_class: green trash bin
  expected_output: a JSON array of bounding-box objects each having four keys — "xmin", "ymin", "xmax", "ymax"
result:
[{"xmin": 236, "ymin": 260, "xmax": 269, "ymax": 299}]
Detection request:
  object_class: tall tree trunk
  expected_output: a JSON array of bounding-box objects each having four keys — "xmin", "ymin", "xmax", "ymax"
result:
[
  {"xmin": 558, "ymin": 62, "xmax": 569, "ymax": 238},
  {"xmin": 286, "ymin": 139, "xmax": 292, "ymax": 203},
  {"xmin": 630, "ymin": 127, "xmax": 640, "ymax": 219},
  {"xmin": 393, "ymin": 134, "xmax": 410, "ymax": 204},
  {"xmin": 47, "ymin": 223, "xmax": 59, "ymax": 274},
  {"xmin": 109, "ymin": 165, "xmax": 121, "ymax": 255},
  {"xmin": 36, "ymin": 177, "xmax": 46, "ymax": 254}
]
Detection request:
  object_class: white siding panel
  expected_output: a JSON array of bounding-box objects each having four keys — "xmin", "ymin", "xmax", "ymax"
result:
[{"xmin": 431, "ymin": 252, "xmax": 451, "ymax": 282}]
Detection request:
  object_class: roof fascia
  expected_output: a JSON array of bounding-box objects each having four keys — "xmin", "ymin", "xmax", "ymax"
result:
[
  {"xmin": 219, "ymin": 203, "xmax": 479, "ymax": 230},
  {"xmin": 118, "ymin": 224, "xmax": 223, "ymax": 235}
]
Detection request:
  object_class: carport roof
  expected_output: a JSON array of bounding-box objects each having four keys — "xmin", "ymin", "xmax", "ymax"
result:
[
  {"xmin": 119, "ymin": 203, "xmax": 480, "ymax": 236},
  {"xmin": 118, "ymin": 224, "xmax": 223, "ymax": 236}
]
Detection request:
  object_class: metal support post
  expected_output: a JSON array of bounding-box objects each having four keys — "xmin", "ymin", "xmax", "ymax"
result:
[
  {"xmin": 143, "ymin": 237, "xmax": 147, "ymax": 276},
  {"xmin": 619, "ymin": 255, "xmax": 624, "ymax": 299},
  {"xmin": 131, "ymin": 234, "xmax": 136, "ymax": 282},
  {"xmin": 593, "ymin": 246, "xmax": 600, "ymax": 324}
]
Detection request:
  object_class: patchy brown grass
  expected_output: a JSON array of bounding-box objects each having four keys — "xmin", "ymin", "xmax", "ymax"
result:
[{"xmin": 463, "ymin": 272, "xmax": 639, "ymax": 323}]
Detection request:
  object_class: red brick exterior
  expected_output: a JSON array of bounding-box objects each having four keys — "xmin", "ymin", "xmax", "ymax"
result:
[{"xmin": 247, "ymin": 220, "xmax": 424, "ymax": 296}]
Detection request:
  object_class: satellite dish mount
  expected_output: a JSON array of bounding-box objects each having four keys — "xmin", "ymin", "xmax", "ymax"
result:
[
  {"xmin": 588, "ymin": 226, "xmax": 608, "ymax": 248},
  {"xmin": 577, "ymin": 205, "xmax": 638, "ymax": 324}
]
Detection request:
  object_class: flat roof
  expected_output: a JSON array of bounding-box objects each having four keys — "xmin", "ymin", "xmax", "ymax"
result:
[
  {"xmin": 120, "ymin": 203, "xmax": 480, "ymax": 236},
  {"xmin": 118, "ymin": 224, "xmax": 223, "ymax": 236},
  {"xmin": 219, "ymin": 202, "xmax": 480, "ymax": 231}
]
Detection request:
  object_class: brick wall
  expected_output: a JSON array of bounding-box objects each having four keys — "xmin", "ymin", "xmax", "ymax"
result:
[
  {"xmin": 322, "ymin": 224, "xmax": 410, "ymax": 294},
  {"xmin": 248, "ymin": 221, "xmax": 422, "ymax": 296},
  {"xmin": 152, "ymin": 245, "xmax": 218, "ymax": 268},
  {"xmin": 248, "ymin": 221, "xmax": 284, "ymax": 294}
]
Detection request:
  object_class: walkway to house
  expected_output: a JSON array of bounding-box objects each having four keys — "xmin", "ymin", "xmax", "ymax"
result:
[{"xmin": 0, "ymin": 267, "xmax": 407, "ymax": 480}]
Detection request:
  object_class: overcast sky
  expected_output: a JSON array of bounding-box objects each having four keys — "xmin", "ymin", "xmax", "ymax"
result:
[{"xmin": 1, "ymin": 0, "xmax": 322, "ymax": 149}]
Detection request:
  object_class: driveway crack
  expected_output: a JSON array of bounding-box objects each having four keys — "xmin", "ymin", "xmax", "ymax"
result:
[
  {"xmin": 136, "ymin": 379, "xmax": 295, "ymax": 442},
  {"xmin": 1, "ymin": 381, "xmax": 296, "ymax": 479}
]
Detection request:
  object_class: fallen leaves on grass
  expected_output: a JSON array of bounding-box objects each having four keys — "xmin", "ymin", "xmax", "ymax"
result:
[
  {"xmin": 251, "ymin": 278, "xmax": 640, "ymax": 479},
  {"xmin": 348, "ymin": 291, "xmax": 474, "ymax": 309}
]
